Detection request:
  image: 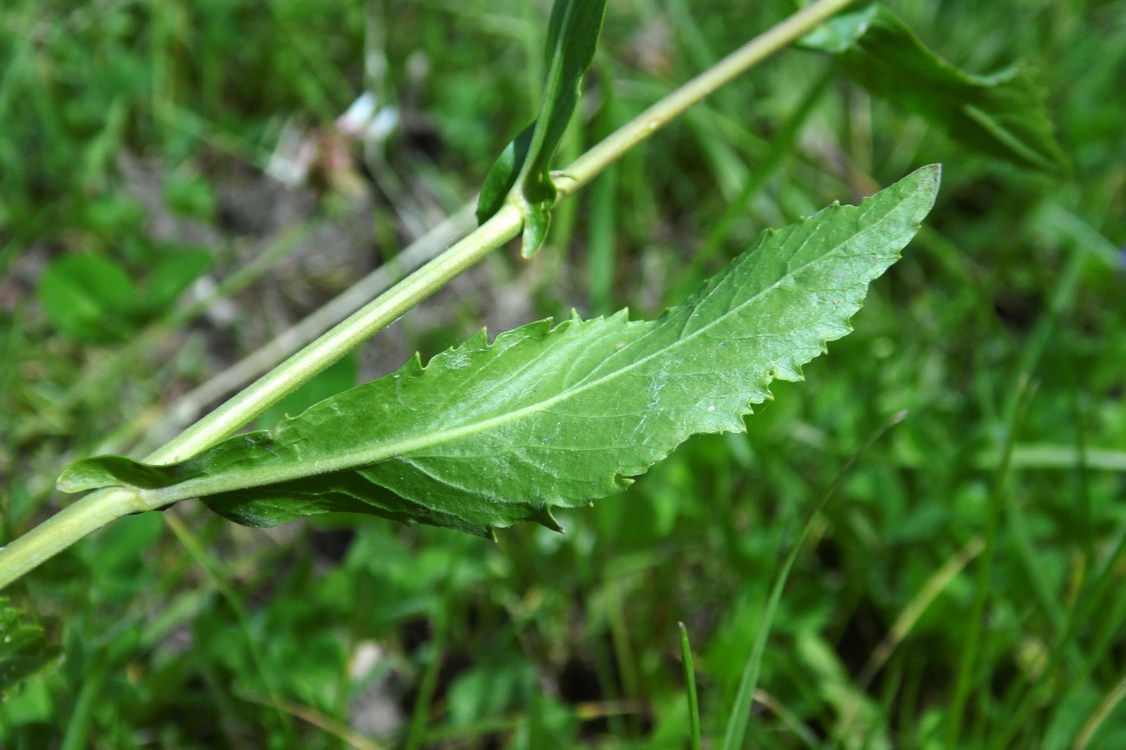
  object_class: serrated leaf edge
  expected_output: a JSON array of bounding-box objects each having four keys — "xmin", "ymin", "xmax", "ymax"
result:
[{"xmin": 60, "ymin": 166, "xmax": 939, "ymax": 514}]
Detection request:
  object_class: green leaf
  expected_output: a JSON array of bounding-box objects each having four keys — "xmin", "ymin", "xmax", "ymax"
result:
[
  {"xmin": 58, "ymin": 166, "xmax": 941, "ymax": 537},
  {"xmin": 163, "ymin": 171, "xmax": 217, "ymax": 221},
  {"xmin": 801, "ymin": 4, "xmax": 1068, "ymax": 175},
  {"xmin": 476, "ymin": 0, "xmax": 607, "ymax": 256},
  {"xmin": 143, "ymin": 246, "xmax": 212, "ymax": 312},
  {"xmin": 37, "ymin": 247, "xmax": 211, "ymax": 342},
  {"xmin": 0, "ymin": 598, "xmax": 61, "ymax": 700},
  {"xmin": 37, "ymin": 253, "xmax": 140, "ymax": 342}
]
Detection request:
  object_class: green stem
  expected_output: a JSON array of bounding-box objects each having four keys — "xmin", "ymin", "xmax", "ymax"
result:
[
  {"xmin": 0, "ymin": 0, "xmax": 855, "ymax": 591},
  {"xmin": 0, "ymin": 487, "xmax": 149, "ymax": 589}
]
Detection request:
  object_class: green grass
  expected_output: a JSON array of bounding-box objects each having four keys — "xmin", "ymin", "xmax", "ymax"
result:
[{"xmin": 3, "ymin": 0, "xmax": 1126, "ymax": 747}]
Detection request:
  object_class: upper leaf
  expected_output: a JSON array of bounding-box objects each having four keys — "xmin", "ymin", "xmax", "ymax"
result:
[
  {"xmin": 475, "ymin": 0, "xmax": 607, "ymax": 256},
  {"xmin": 59, "ymin": 166, "xmax": 941, "ymax": 537},
  {"xmin": 801, "ymin": 4, "xmax": 1068, "ymax": 175}
]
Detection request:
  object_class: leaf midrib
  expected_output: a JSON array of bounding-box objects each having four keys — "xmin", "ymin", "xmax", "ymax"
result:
[{"xmin": 144, "ymin": 197, "xmax": 910, "ymax": 506}]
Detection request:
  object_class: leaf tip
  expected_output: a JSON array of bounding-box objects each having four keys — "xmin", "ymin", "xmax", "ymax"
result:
[
  {"xmin": 55, "ymin": 470, "xmax": 86, "ymax": 494},
  {"xmin": 914, "ymin": 162, "xmax": 943, "ymax": 200},
  {"xmin": 56, "ymin": 459, "xmax": 119, "ymax": 494},
  {"xmin": 519, "ymin": 204, "xmax": 552, "ymax": 258}
]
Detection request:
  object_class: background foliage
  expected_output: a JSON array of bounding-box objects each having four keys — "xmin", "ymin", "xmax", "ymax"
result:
[{"xmin": 1, "ymin": 0, "xmax": 1125, "ymax": 747}]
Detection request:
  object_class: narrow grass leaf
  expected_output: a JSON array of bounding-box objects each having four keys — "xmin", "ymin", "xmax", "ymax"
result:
[
  {"xmin": 679, "ymin": 623, "xmax": 703, "ymax": 750},
  {"xmin": 801, "ymin": 4, "xmax": 1069, "ymax": 175},
  {"xmin": 58, "ymin": 166, "xmax": 940, "ymax": 537},
  {"xmin": 476, "ymin": 0, "xmax": 608, "ymax": 256}
]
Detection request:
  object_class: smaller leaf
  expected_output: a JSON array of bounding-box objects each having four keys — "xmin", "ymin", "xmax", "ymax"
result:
[
  {"xmin": 37, "ymin": 253, "xmax": 140, "ymax": 343},
  {"xmin": 521, "ymin": 203, "xmax": 552, "ymax": 257},
  {"xmin": 143, "ymin": 246, "xmax": 212, "ymax": 313},
  {"xmin": 0, "ymin": 598, "xmax": 61, "ymax": 700},
  {"xmin": 801, "ymin": 3, "xmax": 1069, "ymax": 175},
  {"xmin": 162, "ymin": 172, "xmax": 217, "ymax": 220},
  {"xmin": 475, "ymin": 0, "xmax": 607, "ymax": 256},
  {"xmin": 476, "ymin": 124, "xmax": 534, "ymax": 229},
  {"xmin": 80, "ymin": 193, "xmax": 148, "ymax": 238}
]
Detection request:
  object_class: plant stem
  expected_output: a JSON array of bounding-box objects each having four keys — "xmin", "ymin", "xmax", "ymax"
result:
[
  {"xmin": 0, "ymin": 0, "xmax": 855, "ymax": 590},
  {"xmin": 0, "ymin": 488, "xmax": 148, "ymax": 589}
]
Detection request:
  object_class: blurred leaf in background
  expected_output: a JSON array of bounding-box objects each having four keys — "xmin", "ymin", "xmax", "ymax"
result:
[
  {"xmin": 36, "ymin": 254, "xmax": 141, "ymax": 343},
  {"xmin": 0, "ymin": 598, "xmax": 61, "ymax": 701},
  {"xmin": 801, "ymin": 3, "xmax": 1070, "ymax": 174}
]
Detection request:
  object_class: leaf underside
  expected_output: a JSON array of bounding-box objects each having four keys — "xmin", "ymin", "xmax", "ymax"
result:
[
  {"xmin": 59, "ymin": 166, "xmax": 941, "ymax": 537},
  {"xmin": 801, "ymin": 4, "xmax": 1068, "ymax": 175}
]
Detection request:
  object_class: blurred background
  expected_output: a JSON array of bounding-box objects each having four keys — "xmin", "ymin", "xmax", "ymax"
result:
[{"xmin": 1, "ymin": 0, "xmax": 1125, "ymax": 747}]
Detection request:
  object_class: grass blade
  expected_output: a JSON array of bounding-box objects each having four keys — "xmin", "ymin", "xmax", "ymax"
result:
[
  {"xmin": 679, "ymin": 622, "xmax": 703, "ymax": 750},
  {"xmin": 722, "ymin": 410, "xmax": 909, "ymax": 750}
]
